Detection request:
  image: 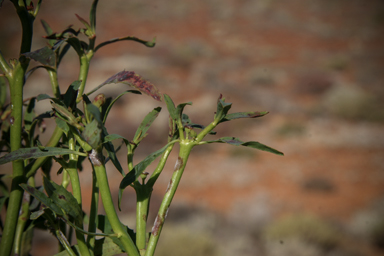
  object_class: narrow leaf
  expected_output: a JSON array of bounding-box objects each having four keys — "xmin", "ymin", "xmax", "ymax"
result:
[
  {"xmin": 96, "ymin": 71, "xmax": 161, "ymax": 101},
  {"xmin": 75, "ymin": 14, "xmax": 92, "ymax": 31},
  {"xmin": 41, "ymin": 19, "xmax": 56, "ymax": 47},
  {"xmin": 23, "ymin": 46, "xmax": 56, "ymax": 67},
  {"xmin": 120, "ymin": 143, "xmax": 170, "ymax": 189},
  {"xmin": 0, "ymin": 147, "xmax": 86, "ymax": 165},
  {"xmin": 219, "ymin": 111, "xmax": 269, "ymax": 123},
  {"xmin": 95, "ymin": 36, "xmax": 156, "ymax": 52},
  {"xmin": 205, "ymin": 137, "xmax": 284, "ymax": 156},
  {"xmin": 164, "ymin": 94, "xmax": 177, "ymax": 121},
  {"xmin": 20, "ymin": 183, "xmax": 64, "ymax": 216},
  {"xmin": 90, "ymin": 0, "xmax": 99, "ymax": 33},
  {"xmin": 133, "ymin": 107, "xmax": 161, "ymax": 143},
  {"xmin": 103, "ymin": 134, "xmax": 129, "ymax": 145}
]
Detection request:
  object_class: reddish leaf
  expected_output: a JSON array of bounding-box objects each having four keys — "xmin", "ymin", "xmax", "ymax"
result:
[{"xmin": 100, "ymin": 71, "xmax": 162, "ymax": 101}]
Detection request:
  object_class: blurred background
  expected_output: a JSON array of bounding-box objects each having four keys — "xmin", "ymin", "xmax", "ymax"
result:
[{"xmin": 1, "ymin": 0, "xmax": 384, "ymax": 255}]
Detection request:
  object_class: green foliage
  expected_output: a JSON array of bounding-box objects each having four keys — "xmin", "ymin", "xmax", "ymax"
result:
[{"xmin": 0, "ymin": 1, "xmax": 283, "ymax": 256}]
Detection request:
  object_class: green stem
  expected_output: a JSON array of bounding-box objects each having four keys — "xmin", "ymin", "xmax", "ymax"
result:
[
  {"xmin": 66, "ymin": 134, "xmax": 91, "ymax": 256},
  {"xmin": 13, "ymin": 177, "xmax": 34, "ymax": 255},
  {"xmin": 147, "ymin": 143, "xmax": 174, "ymax": 188},
  {"xmin": 0, "ymin": 62, "xmax": 26, "ymax": 256},
  {"xmin": 0, "ymin": 3, "xmax": 35, "ymax": 254},
  {"xmin": 134, "ymin": 184, "xmax": 152, "ymax": 255},
  {"xmin": 47, "ymin": 68, "xmax": 61, "ymax": 98},
  {"xmin": 145, "ymin": 142, "xmax": 194, "ymax": 256},
  {"xmin": 76, "ymin": 52, "xmax": 93, "ymax": 103},
  {"xmin": 90, "ymin": 148, "xmax": 140, "ymax": 256},
  {"xmin": 87, "ymin": 168, "xmax": 99, "ymax": 255},
  {"xmin": 0, "ymin": 51, "xmax": 11, "ymax": 75},
  {"xmin": 55, "ymin": 229, "xmax": 77, "ymax": 256}
]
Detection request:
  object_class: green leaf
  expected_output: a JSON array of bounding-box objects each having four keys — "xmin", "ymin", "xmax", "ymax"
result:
[
  {"xmin": 164, "ymin": 94, "xmax": 177, "ymax": 121},
  {"xmin": 164, "ymin": 94, "xmax": 191, "ymax": 124},
  {"xmin": 101, "ymin": 90, "xmax": 141, "ymax": 123},
  {"xmin": 23, "ymin": 46, "xmax": 56, "ymax": 67},
  {"xmin": 0, "ymin": 147, "xmax": 86, "ymax": 165},
  {"xmin": 214, "ymin": 94, "xmax": 232, "ymax": 123},
  {"xmin": 55, "ymin": 118, "xmax": 70, "ymax": 135},
  {"xmin": 97, "ymin": 215, "xmax": 132, "ymax": 253},
  {"xmin": 102, "ymin": 130, "xmax": 125, "ymax": 176},
  {"xmin": 41, "ymin": 19, "xmax": 56, "ymax": 47},
  {"xmin": 133, "ymin": 107, "xmax": 161, "ymax": 143},
  {"xmin": 103, "ymin": 134, "xmax": 129, "ymax": 145},
  {"xmin": 90, "ymin": 0, "xmax": 99, "ymax": 33},
  {"xmin": 219, "ymin": 111, "xmax": 269, "ymax": 123},
  {"xmin": 43, "ymin": 177, "xmax": 83, "ymax": 223},
  {"xmin": 205, "ymin": 137, "xmax": 284, "ymax": 156},
  {"xmin": 36, "ymin": 94, "xmax": 52, "ymax": 101},
  {"xmin": 20, "ymin": 183, "xmax": 64, "ymax": 216},
  {"xmin": 75, "ymin": 14, "xmax": 92, "ymax": 34},
  {"xmin": 95, "ymin": 36, "xmax": 156, "ymax": 52},
  {"xmin": 82, "ymin": 119, "xmax": 102, "ymax": 149},
  {"xmin": 51, "ymin": 102, "xmax": 78, "ymax": 125},
  {"xmin": 95, "ymin": 71, "xmax": 161, "ymax": 101},
  {"xmin": 120, "ymin": 143, "xmax": 170, "ymax": 190}
]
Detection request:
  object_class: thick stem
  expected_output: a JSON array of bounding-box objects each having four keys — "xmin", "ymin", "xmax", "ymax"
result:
[
  {"xmin": 91, "ymin": 148, "xmax": 140, "ymax": 256},
  {"xmin": 145, "ymin": 142, "xmax": 194, "ymax": 256},
  {"xmin": 0, "ymin": 62, "xmax": 26, "ymax": 256},
  {"xmin": 0, "ymin": 4, "xmax": 35, "ymax": 254},
  {"xmin": 134, "ymin": 184, "xmax": 152, "ymax": 255}
]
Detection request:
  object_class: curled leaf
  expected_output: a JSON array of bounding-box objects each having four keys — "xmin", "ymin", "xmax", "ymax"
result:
[{"xmin": 98, "ymin": 71, "xmax": 162, "ymax": 101}]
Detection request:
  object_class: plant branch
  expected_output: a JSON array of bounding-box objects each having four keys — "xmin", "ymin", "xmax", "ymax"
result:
[
  {"xmin": 91, "ymin": 148, "xmax": 140, "ymax": 256},
  {"xmin": 66, "ymin": 133, "xmax": 91, "ymax": 256},
  {"xmin": 145, "ymin": 142, "xmax": 193, "ymax": 256}
]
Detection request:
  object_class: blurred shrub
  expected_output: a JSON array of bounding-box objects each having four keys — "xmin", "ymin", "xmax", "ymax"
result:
[
  {"xmin": 301, "ymin": 176, "xmax": 336, "ymax": 193},
  {"xmin": 322, "ymin": 85, "xmax": 384, "ymax": 122},
  {"xmin": 155, "ymin": 225, "xmax": 218, "ymax": 256},
  {"xmin": 275, "ymin": 122, "xmax": 306, "ymax": 137},
  {"xmin": 263, "ymin": 214, "xmax": 341, "ymax": 250}
]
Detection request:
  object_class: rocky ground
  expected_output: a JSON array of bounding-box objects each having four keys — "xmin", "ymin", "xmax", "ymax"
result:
[{"xmin": 1, "ymin": 0, "xmax": 384, "ymax": 255}]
